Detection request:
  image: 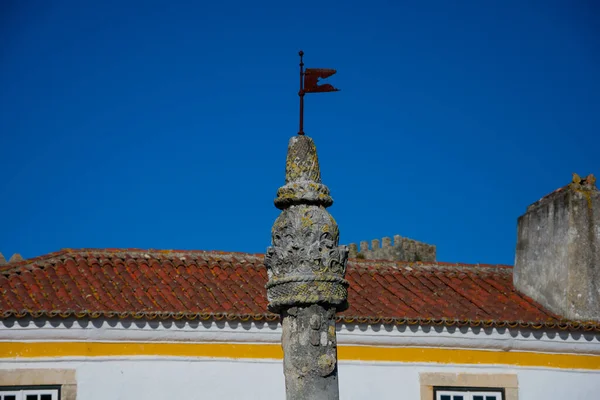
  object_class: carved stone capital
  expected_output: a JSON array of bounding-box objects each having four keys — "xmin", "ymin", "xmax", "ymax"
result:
[
  {"xmin": 265, "ymin": 135, "xmax": 348, "ymax": 313},
  {"xmin": 265, "ymin": 204, "xmax": 348, "ymax": 312}
]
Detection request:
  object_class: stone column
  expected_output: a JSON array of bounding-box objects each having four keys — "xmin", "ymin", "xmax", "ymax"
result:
[{"xmin": 265, "ymin": 135, "xmax": 349, "ymax": 399}]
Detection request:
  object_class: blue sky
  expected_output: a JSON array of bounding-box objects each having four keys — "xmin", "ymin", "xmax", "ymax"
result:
[{"xmin": 1, "ymin": 1, "xmax": 598, "ymax": 264}]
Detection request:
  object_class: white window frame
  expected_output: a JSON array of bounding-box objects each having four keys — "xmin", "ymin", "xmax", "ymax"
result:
[
  {"xmin": 0, "ymin": 386, "xmax": 60, "ymax": 400},
  {"xmin": 435, "ymin": 388, "xmax": 504, "ymax": 400}
]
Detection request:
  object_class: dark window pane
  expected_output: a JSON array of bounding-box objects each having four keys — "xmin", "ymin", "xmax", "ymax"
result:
[
  {"xmin": 5, "ymin": 396, "xmax": 16, "ymax": 400},
  {"xmin": 474, "ymin": 397, "xmax": 484, "ymax": 400},
  {"xmin": 441, "ymin": 396, "xmax": 451, "ymax": 400},
  {"xmin": 26, "ymin": 396, "xmax": 38, "ymax": 400},
  {"xmin": 486, "ymin": 397, "xmax": 497, "ymax": 400},
  {"xmin": 41, "ymin": 395, "xmax": 52, "ymax": 400},
  {"xmin": 454, "ymin": 396, "xmax": 464, "ymax": 400}
]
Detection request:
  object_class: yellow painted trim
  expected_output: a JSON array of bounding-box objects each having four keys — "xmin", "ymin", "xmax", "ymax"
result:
[
  {"xmin": 0, "ymin": 342, "xmax": 283, "ymax": 360},
  {"xmin": 340, "ymin": 346, "xmax": 600, "ymax": 370},
  {"xmin": 0, "ymin": 342, "xmax": 599, "ymax": 370}
]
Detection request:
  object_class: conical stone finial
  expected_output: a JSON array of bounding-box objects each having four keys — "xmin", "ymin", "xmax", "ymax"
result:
[
  {"xmin": 265, "ymin": 135, "xmax": 348, "ymax": 312},
  {"xmin": 274, "ymin": 135, "xmax": 333, "ymax": 210}
]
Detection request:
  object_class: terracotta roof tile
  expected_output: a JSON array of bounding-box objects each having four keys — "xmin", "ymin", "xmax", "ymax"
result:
[{"xmin": 0, "ymin": 249, "xmax": 598, "ymax": 331}]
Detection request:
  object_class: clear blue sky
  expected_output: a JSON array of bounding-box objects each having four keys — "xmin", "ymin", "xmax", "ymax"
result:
[{"xmin": 1, "ymin": 1, "xmax": 598, "ymax": 264}]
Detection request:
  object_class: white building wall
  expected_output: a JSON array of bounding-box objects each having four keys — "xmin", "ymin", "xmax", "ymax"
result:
[
  {"xmin": 1, "ymin": 358, "xmax": 599, "ymax": 400},
  {"xmin": 1, "ymin": 319, "xmax": 599, "ymax": 399}
]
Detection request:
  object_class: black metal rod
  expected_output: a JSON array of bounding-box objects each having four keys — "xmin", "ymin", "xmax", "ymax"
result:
[{"xmin": 298, "ymin": 50, "xmax": 304, "ymax": 136}]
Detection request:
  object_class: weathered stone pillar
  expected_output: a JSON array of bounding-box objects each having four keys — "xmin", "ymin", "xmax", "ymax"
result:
[{"xmin": 265, "ymin": 134, "xmax": 348, "ymax": 399}]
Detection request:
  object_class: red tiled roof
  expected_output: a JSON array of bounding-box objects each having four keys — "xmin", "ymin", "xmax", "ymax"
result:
[{"xmin": 0, "ymin": 249, "xmax": 598, "ymax": 331}]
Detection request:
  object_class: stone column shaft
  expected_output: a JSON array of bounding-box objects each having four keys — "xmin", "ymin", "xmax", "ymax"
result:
[{"xmin": 282, "ymin": 305, "xmax": 339, "ymax": 399}]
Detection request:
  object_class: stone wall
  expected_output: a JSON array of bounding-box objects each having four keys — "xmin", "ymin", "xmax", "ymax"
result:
[
  {"xmin": 514, "ymin": 174, "xmax": 599, "ymax": 322},
  {"xmin": 347, "ymin": 235, "xmax": 436, "ymax": 262}
]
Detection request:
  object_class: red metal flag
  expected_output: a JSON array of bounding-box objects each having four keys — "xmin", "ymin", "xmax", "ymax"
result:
[
  {"xmin": 303, "ymin": 68, "xmax": 339, "ymax": 93},
  {"xmin": 297, "ymin": 51, "xmax": 339, "ymax": 135}
]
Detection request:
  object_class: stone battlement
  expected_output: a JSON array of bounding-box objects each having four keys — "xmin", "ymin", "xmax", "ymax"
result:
[
  {"xmin": 347, "ymin": 235, "xmax": 436, "ymax": 262},
  {"xmin": 0, "ymin": 253, "xmax": 23, "ymax": 265}
]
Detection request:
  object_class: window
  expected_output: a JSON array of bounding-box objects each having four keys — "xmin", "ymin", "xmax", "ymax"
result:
[
  {"xmin": 0, "ymin": 387, "xmax": 59, "ymax": 400},
  {"xmin": 0, "ymin": 369, "xmax": 75, "ymax": 400},
  {"xmin": 435, "ymin": 388, "xmax": 504, "ymax": 400},
  {"xmin": 420, "ymin": 373, "xmax": 517, "ymax": 400}
]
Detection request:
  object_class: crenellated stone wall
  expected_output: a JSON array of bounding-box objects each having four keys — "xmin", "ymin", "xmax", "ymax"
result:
[
  {"xmin": 0, "ymin": 253, "xmax": 23, "ymax": 265},
  {"xmin": 347, "ymin": 235, "xmax": 436, "ymax": 262}
]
